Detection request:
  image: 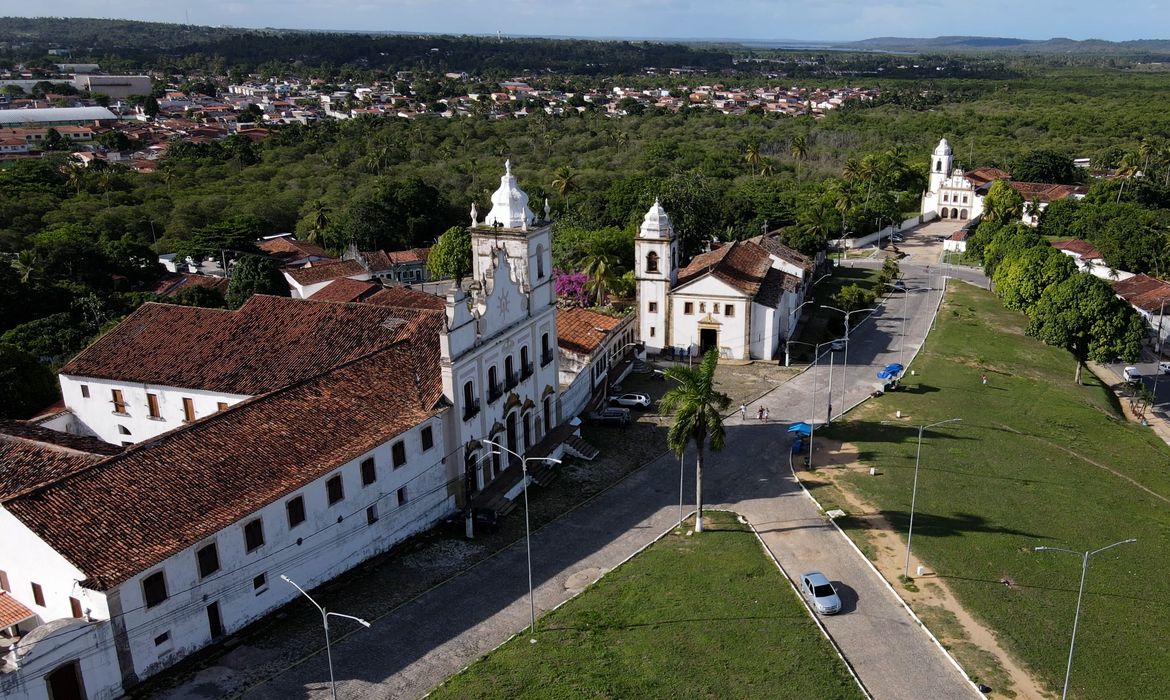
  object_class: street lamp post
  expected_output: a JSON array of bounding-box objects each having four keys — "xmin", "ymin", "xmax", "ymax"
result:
[
  {"xmin": 483, "ymin": 439, "xmax": 560, "ymax": 641},
  {"xmin": 886, "ymin": 282, "xmax": 929, "ymax": 373},
  {"xmin": 903, "ymin": 418, "xmax": 962, "ymax": 578},
  {"xmin": 654, "ymin": 370, "xmax": 688, "ymax": 526},
  {"xmin": 822, "ymin": 304, "xmax": 878, "ymax": 420},
  {"xmin": 280, "ymin": 575, "xmax": 371, "ymax": 700},
  {"xmin": 1034, "ymin": 539, "xmax": 1137, "ymax": 700},
  {"xmin": 783, "ymin": 300, "xmax": 817, "ymax": 366}
]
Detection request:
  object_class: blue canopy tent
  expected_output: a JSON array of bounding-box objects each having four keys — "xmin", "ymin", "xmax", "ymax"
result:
[{"xmin": 787, "ymin": 422, "xmax": 813, "ymax": 436}]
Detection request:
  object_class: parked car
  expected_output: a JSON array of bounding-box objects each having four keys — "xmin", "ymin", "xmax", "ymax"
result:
[
  {"xmin": 1160, "ymin": 361, "xmax": 1170, "ymax": 375},
  {"xmin": 830, "ymin": 338, "xmax": 846, "ymax": 352},
  {"xmin": 800, "ymin": 571, "xmax": 842, "ymax": 615},
  {"xmin": 1123, "ymin": 366, "xmax": 1143, "ymax": 384},
  {"xmin": 610, "ymin": 393, "xmax": 652, "ymax": 409},
  {"xmin": 890, "ymin": 233, "xmax": 905, "ymax": 243},
  {"xmin": 588, "ymin": 407, "xmax": 631, "ymax": 427}
]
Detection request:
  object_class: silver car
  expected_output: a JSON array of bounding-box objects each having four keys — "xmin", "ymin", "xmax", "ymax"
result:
[
  {"xmin": 610, "ymin": 393, "xmax": 652, "ymax": 409},
  {"xmin": 800, "ymin": 571, "xmax": 842, "ymax": 615}
]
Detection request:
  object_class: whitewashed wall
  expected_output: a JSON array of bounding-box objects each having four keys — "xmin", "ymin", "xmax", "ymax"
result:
[
  {"xmin": 1, "ymin": 620, "xmax": 121, "ymax": 700},
  {"xmin": 59, "ymin": 375, "xmax": 248, "ymax": 446}
]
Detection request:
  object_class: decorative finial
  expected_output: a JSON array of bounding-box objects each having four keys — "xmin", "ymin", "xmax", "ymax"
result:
[
  {"xmin": 521, "ymin": 215, "xmax": 528, "ymax": 232},
  {"xmin": 470, "ymin": 202, "xmax": 478, "ymax": 227},
  {"xmin": 505, "ymin": 159, "xmax": 512, "ymax": 176},
  {"xmin": 543, "ymin": 198, "xmax": 550, "ymax": 219},
  {"xmin": 654, "ymin": 197, "xmax": 660, "ymax": 207}
]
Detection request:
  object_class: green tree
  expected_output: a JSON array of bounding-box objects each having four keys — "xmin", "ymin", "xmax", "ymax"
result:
[
  {"xmin": 0, "ymin": 313, "xmax": 92, "ymax": 366},
  {"xmin": 225, "ymin": 255, "xmax": 289, "ymax": 308},
  {"xmin": 0, "ymin": 343, "xmax": 58, "ymax": 418},
  {"xmin": 1012, "ymin": 149, "xmax": 1078, "ymax": 184},
  {"xmin": 743, "ymin": 142, "xmax": 762, "ymax": 175},
  {"xmin": 581, "ymin": 252, "xmax": 618, "ymax": 306},
  {"xmin": 832, "ymin": 283, "xmax": 876, "ymax": 312},
  {"xmin": 172, "ymin": 284, "xmax": 227, "ymax": 309},
  {"xmin": 551, "ymin": 166, "xmax": 577, "ymax": 199},
  {"xmin": 658, "ymin": 348, "xmax": 730, "ymax": 534},
  {"xmin": 993, "ymin": 245, "xmax": 1076, "ymax": 314},
  {"xmin": 790, "ymin": 134, "xmax": 808, "ymax": 161},
  {"xmin": 427, "ymin": 225, "xmax": 472, "ymax": 281},
  {"xmin": 1027, "ymin": 274, "xmax": 1145, "ymax": 384},
  {"xmin": 982, "ymin": 181, "xmax": 1025, "ymax": 227}
]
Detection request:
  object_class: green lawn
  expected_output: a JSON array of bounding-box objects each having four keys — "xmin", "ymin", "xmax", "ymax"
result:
[
  {"xmin": 822, "ymin": 282, "xmax": 1170, "ymax": 699},
  {"xmin": 430, "ymin": 512, "xmax": 863, "ymax": 700},
  {"xmin": 790, "ymin": 267, "xmax": 882, "ymax": 363}
]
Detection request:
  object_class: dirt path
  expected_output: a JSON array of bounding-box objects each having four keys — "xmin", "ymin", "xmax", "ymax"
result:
[{"xmin": 798, "ymin": 439, "xmax": 1052, "ymax": 700}]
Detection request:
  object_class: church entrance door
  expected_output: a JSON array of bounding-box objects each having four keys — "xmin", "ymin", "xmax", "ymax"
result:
[{"xmin": 699, "ymin": 328, "xmax": 718, "ymax": 357}]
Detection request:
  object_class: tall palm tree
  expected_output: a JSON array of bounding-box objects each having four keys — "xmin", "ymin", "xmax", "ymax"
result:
[
  {"xmin": 306, "ymin": 200, "xmax": 332, "ymax": 244},
  {"xmin": 11, "ymin": 250, "xmax": 40, "ymax": 284},
  {"xmin": 659, "ymin": 348, "xmax": 730, "ymax": 534},
  {"xmin": 790, "ymin": 134, "xmax": 808, "ymax": 161},
  {"xmin": 743, "ymin": 142, "xmax": 762, "ymax": 175},
  {"xmin": 551, "ymin": 166, "xmax": 577, "ymax": 198},
  {"xmin": 1116, "ymin": 151, "xmax": 1140, "ymax": 203},
  {"xmin": 581, "ymin": 252, "xmax": 617, "ymax": 307}
]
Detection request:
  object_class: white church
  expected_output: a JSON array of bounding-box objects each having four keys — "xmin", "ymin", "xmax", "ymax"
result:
[
  {"xmin": 0, "ymin": 163, "xmax": 567, "ymax": 700},
  {"xmin": 635, "ymin": 201, "xmax": 810, "ymax": 362}
]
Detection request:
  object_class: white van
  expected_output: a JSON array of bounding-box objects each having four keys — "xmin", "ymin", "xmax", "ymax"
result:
[{"xmin": 1123, "ymin": 366, "xmax": 1142, "ymax": 384}]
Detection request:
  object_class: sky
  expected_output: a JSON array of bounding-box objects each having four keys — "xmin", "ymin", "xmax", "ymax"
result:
[{"xmin": 10, "ymin": 1, "xmax": 1170, "ymax": 43}]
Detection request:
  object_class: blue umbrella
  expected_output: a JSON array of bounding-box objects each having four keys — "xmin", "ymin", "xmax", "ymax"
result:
[
  {"xmin": 884, "ymin": 363, "xmax": 905, "ymax": 374},
  {"xmin": 877, "ymin": 369, "xmax": 897, "ymax": 380},
  {"xmin": 787, "ymin": 422, "xmax": 812, "ymax": 436}
]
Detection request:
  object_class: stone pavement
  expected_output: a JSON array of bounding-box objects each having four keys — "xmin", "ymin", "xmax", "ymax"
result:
[{"xmin": 235, "ymin": 224, "xmax": 982, "ymax": 700}]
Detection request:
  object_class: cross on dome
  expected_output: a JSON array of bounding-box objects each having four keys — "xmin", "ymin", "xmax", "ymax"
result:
[{"xmin": 484, "ymin": 160, "xmax": 535, "ymax": 229}]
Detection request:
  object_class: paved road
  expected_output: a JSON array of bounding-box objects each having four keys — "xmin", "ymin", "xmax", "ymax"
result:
[{"xmin": 239, "ymin": 221, "xmax": 982, "ymax": 700}]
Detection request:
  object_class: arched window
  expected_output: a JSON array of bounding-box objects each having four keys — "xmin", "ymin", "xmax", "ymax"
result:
[
  {"xmin": 960, "ymin": 209, "xmax": 969, "ymax": 220},
  {"xmin": 941, "ymin": 208, "xmax": 949, "ymax": 219},
  {"xmin": 505, "ymin": 355, "xmax": 515, "ymax": 387},
  {"xmin": 935, "ymin": 159, "xmax": 942, "ymax": 172},
  {"xmin": 951, "ymin": 208, "xmax": 959, "ymax": 219},
  {"xmin": 646, "ymin": 251, "xmax": 659, "ymax": 273}
]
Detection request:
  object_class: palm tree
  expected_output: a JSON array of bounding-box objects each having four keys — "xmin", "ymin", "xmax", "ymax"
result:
[
  {"xmin": 551, "ymin": 166, "xmax": 577, "ymax": 198},
  {"xmin": 1116, "ymin": 151, "xmax": 1140, "ymax": 203},
  {"xmin": 743, "ymin": 142, "xmax": 762, "ymax": 175},
  {"xmin": 659, "ymin": 348, "xmax": 730, "ymax": 534},
  {"xmin": 306, "ymin": 200, "xmax": 331, "ymax": 244},
  {"xmin": 11, "ymin": 250, "xmax": 40, "ymax": 284},
  {"xmin": 759, "ymin": 159, "xmax": 776, "ymax": 177},
  {"xmin": 789, "ymin": 134, "xmax": 808, "ymax": 161},
  {"xmin": 581, "ymin": 253, "xmax": 617, "ymax": 306}
]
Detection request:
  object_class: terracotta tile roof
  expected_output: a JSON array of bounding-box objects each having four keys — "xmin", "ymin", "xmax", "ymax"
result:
[
  {"xmin": 752, "ymin": 268, "xmax": 799, "ymax": 308},
  {"xmin": 1, "ymin": 419, "xmax": 121, "ymax": 501},
  {"xmin": 59, "ymin": 296, "xmax": 416, "ymax": 396},
  {"xmin": 152, "ymin": 272, "xmax": 230, "ymax": 298},
  {"xmin": 949, "ymin": 230, "xmax": 971, "ymax": 241},
  {"xmin": 1050, "ymin": 239, "xmax": 1103, "ymax": 259},
  {"xmin": 387, "ymin": 247, "xmax": 431, "ymax": 265},
  {"xmin": 676, "ymin": 241, "xmax": 774, "ymax": 298},
  {"xmin": 964, "ymin": 167, "xmax": 1010, "ymax": 187},
  {"xmin": 285, "ymin": 259, "xmax": 367, "ymax": 285},
  {"xmin": 750, "ymin": 234, "xmax": 813, "ymax": 271},
  {"xmin": 360, "ymin": 250, "xmax": 393, "ymax": 271},
  {"xmin": 258, "ymin": 237, "xmax": 331, "ymax": 262},
  {"xmin": 556, "ymin": 307, "xmax": 623, "ymax": 355},
  {"xmin": 5, "ymin": 311, "xmax": 446, "ymax": 590},
  {"xmin": 0, "ymin": 591, "xmax": 35, "ymax": 629},
  {"xmin": 1113, "ymin": 273, "xmax": 1170, "ymax": 313},
  {"xmin": 363, "ymin": 286, "xmax": 446, "ymax": 310},
  {"xmin": 310, "ymin": 278, "xmax": 382, "ymax": 303},
  {"xmin": 1008, "ymin": 181, "xmax": 1087, "ymax": 203}
]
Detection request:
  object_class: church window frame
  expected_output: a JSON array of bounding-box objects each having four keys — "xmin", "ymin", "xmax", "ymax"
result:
[
  {"xmin": 648, "ymin": 302, "xmax": 658, "ymax": 313},
  {"xmin": 684, "ymin": 302, "xmax": 694, "ymax": 314},
  {"xmin": 646, "ymin": 251, "xmax": 659, "ymax": 273}
]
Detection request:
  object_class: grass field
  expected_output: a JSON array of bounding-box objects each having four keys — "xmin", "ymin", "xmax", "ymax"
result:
[
  {"xmin": 429, "ymin": 512, "xmax": 863, "ymax": 700},
  {"xmin": 790, "ymin": 266, "xmax": 882, "ymax": 363},
  {"xmin": 821, "ymin": 282, "xmax": 1170, "ymax": 699}
]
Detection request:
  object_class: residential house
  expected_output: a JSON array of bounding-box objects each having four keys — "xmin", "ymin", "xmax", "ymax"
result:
[
  {"xmin": 556, "ymin": 307, "xmax": 637, "ymax": 419},
  {"xmin": 1112, "ymin": 273, "xmax": 1170, "ymax": 350}
]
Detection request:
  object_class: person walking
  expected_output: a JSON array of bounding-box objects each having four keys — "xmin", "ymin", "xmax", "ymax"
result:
[
  {"xmin": 757, "ymin": 406, "xmax": 764, "ymax": 420},
  {"xmin": 981, "ymin": 374, "xmax": 988, "ymax": 386},
  {"xmin": 763, "ymin": 406, "xmax": 770, "ymax": 422},
  {"xmin": 740, "ymin": 403, "xmax": 747, "ymax": 420}
]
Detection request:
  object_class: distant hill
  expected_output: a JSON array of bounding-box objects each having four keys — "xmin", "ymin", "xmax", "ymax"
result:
[{"xmin": 834, "ymin": 35, "xmax": 1170, "ymax": 54}]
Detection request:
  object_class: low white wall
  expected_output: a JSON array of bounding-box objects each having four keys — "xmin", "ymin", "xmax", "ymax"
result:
[{"xmin": 833, "ymin": 212, "xmax": 936, "ymax": 250}]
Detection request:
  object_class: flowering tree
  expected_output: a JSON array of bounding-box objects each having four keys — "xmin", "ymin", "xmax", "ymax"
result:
[{"xmin": 553, "ymin": 268, "xmax": 590, "ymax": 307}]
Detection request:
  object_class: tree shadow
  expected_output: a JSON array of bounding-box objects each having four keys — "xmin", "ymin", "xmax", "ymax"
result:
[{"xmin": 879, "ymin": 510, "xmax": 1045, "ymax": 541}]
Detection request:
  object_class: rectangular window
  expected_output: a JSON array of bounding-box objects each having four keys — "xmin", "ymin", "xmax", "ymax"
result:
[
  {"xmin": 421, "ymin": 426, "xmax": 434, "ymax": 451},
  {"xmin": 725, "ymin": 304, "xmax": 735, "ymax": 317},
  {"xmin": 196, "ymin": 543, "xmax": 220, "ymax": 578},
  {"xmin": 253, "ymin": 573, "xmax": 267, "ymax": 593},
  {"xmin": 217, "ymin": 402, "xmax": 228, "ymax": 412},
  {"xmin": 713, "ymin": 304, "xmax": 720, "ymax": 315},
  {"xmin": 962, "ymin": 196, "xmax": 969, "ymax": 204},
  {"xmin": 286, "ymin": 496, "xmax": 306, "ymax": 528},
  {"xmin": 244, "ymin": 518, "xmax": 264, "ymax": 552},
  {"xmin": 699, "ymin": 302, "xmax": 705, "ymax": 313},
  {"xmin": 648, "ymin": 301, "xmax": 658, "ymax": 313},
  {"xmin": 397, "ymin": 487, "xmax": 408, "ymax": 506},
  {"xmin": 70, "ymin": 596, "xmax": 83, "ymax": 618},
  {"xmin": 31, "ymin": 582, "xmax": 45, "ymax": 607},
  {"xmin": 392, "ymin": 441, "xmax": 406, "ymax": 468},
  {"xmin": 142, "ymin": 572, "xmax": 167, "ymax": 608},
  {"xmin": 684, "ymin": 302, "xmax": 694, "ymax": 314},
  {"xmin": 649, "ymin": 327, "xmax": 656, "ymax": 337},
  {"xmin": 326, "ymin": 474, "xmax": 344, "ymax": 504},
  {"xmin": 0, "ymin": 569, "xmax": 9, "ymax": 592},
  {"xmin": 182, "ymin": 397, "xmax": 195, "ymax": 422},
  {"xmin": 80, "ymin": 385, "xmax": 90, "ymax": 398},
  {"xmin": 112, "ymin": 389, "xmax": 127, "ymax": 414},
  {"xmin": 366, "ymin": 504, "xmax": 379, "ymax": 524},
  {"xmin": 147, "ymin": 393, "xmax": 161, "ymax": 418},
  {"xmin": 361, "ymin": 457, "xmax": 376, "ymax": 486},
  {"xmin": 154, "ymin": 631, "xmax": 170, "ymax": 646}
]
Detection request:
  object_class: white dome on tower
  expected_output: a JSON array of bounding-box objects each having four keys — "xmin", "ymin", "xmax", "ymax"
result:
[
  {"xmin": 639, "ymin": 199, "xmax": 674, "ymax": 239},
  {"xmin": 484, "ymin": 160, "xmax": 535, "ymax": 229},
  {"xmin": 933, "ymin": 138, "xmax": 953, "ymax": 157}
]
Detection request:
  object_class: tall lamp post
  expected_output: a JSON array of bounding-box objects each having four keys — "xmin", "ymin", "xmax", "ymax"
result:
[
  {"xmin": 280, "ymin": 575, "xmax": 371, "ymax": 700},
  {"xmin": 654, "ymin": 370, "xmax": 688, "ymax": 526},
  {"xmin": 1034, "ymin": 539, "xmax": 1137, "ymax": 700},
  {"xmin": 822, "ymin": 304, "xmax": 878, "ymax": 420},
  {"xmin": 903, "ymin": 417, "xmax": 962, "ymax": 578},
  {"xmin": 886, "ymin": 282, "xmax": 929, "ymax": 372},
  {"xmin": 783, "ymin": 300, "xmax": 817, "ymax": 366},
  {"xmin": 483, "ymin": 438, "xmax": 560, "ymax": 641}
]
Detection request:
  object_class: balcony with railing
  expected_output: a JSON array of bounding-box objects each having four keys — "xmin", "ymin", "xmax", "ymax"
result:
[
  {"xmin": 504, "ymin": 372, "xmax": 518, "ymax": 391},
  {"xmin": 520, "ymin": 361, "xmax": 534, "ymax": 381},
  {"xmin": 462, "ymin": 398, "xmax": 481, "ymax": 421},
  {"xmin": 540, "ymin": 350, "xmax": 554, "ymax": 367},
  {"xmin": 487, "ymin": 384, "xmax": 503, "ymax": 404}
]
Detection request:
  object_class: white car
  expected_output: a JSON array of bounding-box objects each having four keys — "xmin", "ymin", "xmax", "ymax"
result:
[
  {"xmin": 1160, "ymin": 361, "xmax": 1170, "ymax": 375},
  {"xmin": 800, "ymin": 571, "xmax": 842, "ymax": 615},
  {"xmin": 1123, "ymin": 366, "xmax": 1142, "ymax": 384},
  {"xmin": 609, "ymin": 393, "xmax": 652, "ymax": 409}
]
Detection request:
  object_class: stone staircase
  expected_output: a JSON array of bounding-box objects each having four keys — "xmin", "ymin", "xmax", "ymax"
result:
[{"xmin": 563, "ymin": 434, "xmax": 600, "ymax": 461}]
